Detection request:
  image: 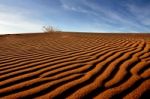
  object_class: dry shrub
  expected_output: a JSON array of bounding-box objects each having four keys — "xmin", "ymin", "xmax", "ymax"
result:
[{"xmin": 42, "ymin": 25, "xmax": 61, "ymax": 33}]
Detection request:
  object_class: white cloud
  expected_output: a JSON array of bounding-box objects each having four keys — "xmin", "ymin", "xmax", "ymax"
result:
[{"xmin": 0, "ymin": 4, "xmax": 43, "ymax": 34}]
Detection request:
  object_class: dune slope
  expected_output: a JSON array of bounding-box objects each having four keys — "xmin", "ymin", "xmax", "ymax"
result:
[{"xmin": 0, "ymin": 32, "xmax": 150, "ymax": 99}]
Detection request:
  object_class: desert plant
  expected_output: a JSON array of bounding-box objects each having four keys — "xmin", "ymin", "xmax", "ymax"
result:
[{"xmin": 43, "ymin": 25, "xmax": 61, "ymax": 33}]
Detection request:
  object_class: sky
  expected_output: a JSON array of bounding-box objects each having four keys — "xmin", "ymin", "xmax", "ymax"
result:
[{"xmin": 0, "ymin": 0, "xmax": 150, "ymax": 34}]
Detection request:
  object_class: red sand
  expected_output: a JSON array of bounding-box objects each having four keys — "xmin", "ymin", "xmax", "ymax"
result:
[{"xmin": 0, "ymin": 32, "xmax": 150, "ymax": 99}]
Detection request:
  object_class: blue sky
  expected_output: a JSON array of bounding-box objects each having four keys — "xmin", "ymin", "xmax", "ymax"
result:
[{"xmin": 0, "ymin": 0, "xmax": 150, "ymax": 34}]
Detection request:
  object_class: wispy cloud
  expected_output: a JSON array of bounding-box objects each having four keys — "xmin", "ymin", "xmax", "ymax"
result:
[
  {"xmin": 0, "ymin": 0, "xmax": 150, "ymax": 33},
  {"xmin": 60, "ymin": 0, "xmax": 150, "ymax": 32},
  {"xmin": 127, "ymin": 3, "xmax": 150, "ymax": 26},
  {"xmin": 0, "ymin": 4, "xmax": 44, "ymax": 34}
]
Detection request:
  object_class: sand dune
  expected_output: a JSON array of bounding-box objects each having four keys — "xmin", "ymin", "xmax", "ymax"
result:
[{"xmin": 0, "ymin": 32, "xmax": 150, "ymax": 99}]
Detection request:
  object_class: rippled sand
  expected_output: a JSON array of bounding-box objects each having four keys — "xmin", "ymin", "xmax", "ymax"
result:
[{"xmin": 0, "ymin": 32, "xmax": 150, "ymax": 99}]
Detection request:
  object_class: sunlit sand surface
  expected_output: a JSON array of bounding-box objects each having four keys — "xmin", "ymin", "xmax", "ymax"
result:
[{"xmin": 0, "ymin": 32, "xmax": 150, "ymax": 99}]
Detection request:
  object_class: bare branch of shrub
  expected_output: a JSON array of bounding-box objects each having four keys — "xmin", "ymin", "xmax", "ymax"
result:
[{"xmin": 42, "ymin": 25, "xmax": 61, "ymax": 33}]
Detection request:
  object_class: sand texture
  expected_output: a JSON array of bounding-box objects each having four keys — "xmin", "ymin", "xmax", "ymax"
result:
[{"xmin": 0, "ymin": 32, "xmax": 150, "ymax": 99}]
